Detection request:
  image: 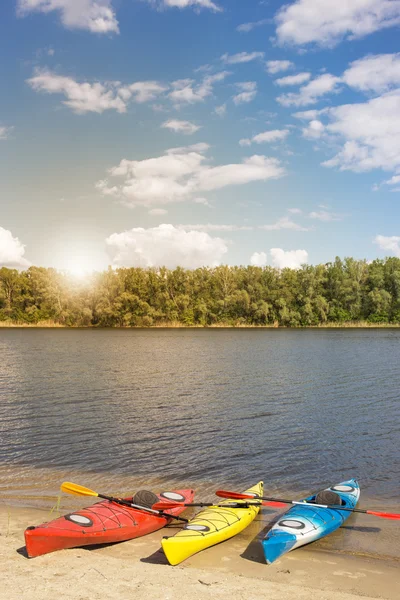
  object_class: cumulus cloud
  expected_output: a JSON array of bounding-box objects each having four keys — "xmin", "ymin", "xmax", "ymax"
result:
[
  {"xmin": 106, "ymin": 224, "xmax": 228, "ymax": 269},
  {"xmin": 240, "ymin": 129, "xmax": 289, "ymax": 147},
  {"xmin": 233, "ymin": 82, "xmax": 257, "ymax": 105},
  {"xmin": 237, "ymin": 19, "xmax": 270, "ymax": 33},
  {"xmin": 194, "ymin": 197, "xmax": 212, "ymax": 206},
  {"xmin": 275, "ymin": 0, "xmax": 400, "ymax": 47},
  {"xmin": 169, "ymin": 72, "xmax": 229, "ymax": 105},
  {"xmin": 17, "ymin": 0, "xmax": 119, "ymax": 34},
  {"xmin": 343, "ymin": 53, "xmax": 400, "ymax": 94},
  {"xmin": 0, "ymin": 126, "xmax": 13, "ymax": 140},
  {"xmin": 221, "ymin": 51, "xmax": 264, "ymax": 64},
  {"xmin": 260, "ymin": 217, "xmax": 310, "ymax": 232},
  {"xmin": 214, "ymin": 103, "xmax": 226, "ymax": 117},
  {"xmin": 266, "ymin": 60, "xmax": 294, "ymax": 74},
  {"xmin": 27, "ymin": 69, "xmax": 166, "ymax": 114},
  {"xmin": 0, "ymin": 226, "xmax": 30, "ymax": 268},
  {"xmin": 302, "ymin": 119, "xmax": 325, "ymax": 139},
  {"xmin": 97, "ymin": 143, "xmax": 285, "ymax": 207},
  {"xmin": 309, "ymin": 210, "xmax": 341, "ymax": 221},
  {"xmin": 161, "ymin": 119, "xmax": 201, "ymax": 134},
  {"xmin": 275, "ymin": 72, "xmax": 311, "ymax": 86},
  {"xmin": 277, "ymin": 73, "xmax": 342, "ymax": 107},
  {"xmin": 150, "ymin": 0, "xmax": 222, "ymax": 11},
  {"xmin": 321, "ymin": 90, "xmax": 400, "ymax": 172},
  {"xmin": 270, "ymin": 248, "xmax": 308, "ymax": 269},
  {"xmin": 250, "ymin": 251, "xmax": 267, "ymax": 267},
  {"xmin": 374, "ymin": 235, "xmax": 400, "ymax": 257}
]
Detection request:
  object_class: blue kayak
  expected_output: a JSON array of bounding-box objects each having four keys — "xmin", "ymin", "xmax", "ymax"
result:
[{"xmin": 262, "ymin": 479, "xmax": 360, "ymax": 564}]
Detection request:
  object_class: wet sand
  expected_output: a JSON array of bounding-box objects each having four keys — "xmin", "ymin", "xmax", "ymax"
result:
[{"xmin": 1, "ymin": 505, "xmax": 399, "ymax": 600}]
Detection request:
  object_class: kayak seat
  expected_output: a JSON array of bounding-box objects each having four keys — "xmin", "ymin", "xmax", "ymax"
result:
[
  {"xmin": 315, "ymin": 490, "xmax": 343, "ymax": 505},
  {"xmin": 132, "ymin": 490, "xmax": 160, "ymax": 509}
]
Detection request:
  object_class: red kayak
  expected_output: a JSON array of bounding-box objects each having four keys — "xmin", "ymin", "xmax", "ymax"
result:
[{"xmin": 25, "ymin": 488, "xmax": 194, "ymax": 558}]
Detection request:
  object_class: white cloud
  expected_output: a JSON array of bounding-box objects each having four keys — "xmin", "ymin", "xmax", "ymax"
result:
[
  {"xmin": 119, "ymin": 81, "xmax": 168, "ymax": 103},
  {"xmin": 193, "ymin": 154, "xmax": 285, "ymax": 192},
  {"xmin": 275, "ymin": 72, "xmax": 311, "ymax": 86},
  {"xmin": 250, "ymin": 251, "xmax": 267, "ymax": 267},
  {"xmin": 240, "ymin": 129, "xmax": 289, "ymax": 146},
  {"xmin": 288, "ymin": 208, "xmax": 302, "ymax": 214},
  {"xmin": 384, "ymin": 175, "xmax": 400, "ymax": 186},
  {"xmin": 151, "ymin": 0, "xmax": 222, "ymax": 11},
  {"xmin": 194, "ymin": 197, "xmax": 211, "ymax": 206},
  {"xmin": 17, "ymin": 0, "xmax": 119, "ymax": 34},
  {"xmin": 97, "ymin": 144, "xmax": 285, "ymax": 207},
  {"xmin": 27, "ymin": 69, "xmax": 166, "ymax": 114},
  {"xmin": 161, "ymin": 119, "xmax": 201, "ymax": 134},
  {"xmin": 0, "ymin": 226, "xmax": 30, "ymax": 268},
  {"xmin": 237, "ymin": 19, "xmax": 270, "ymax": 33},
  {"xmin": 374, "ymin": 235, "xmax": 400, "ymax": 257},
  {"xmin": 293, "ymin": 109, "xmax": 326, "ymax": 120},
  {"xmin": 169, "ymin": 72, "xmax": 229, "ymax": 105},
  {"xmin": 270, "ymin": 248, "xmax": 308, "ymax": 269},
  {"xmin": 277, "ymin": 73, "xmax": 341, "ymax": 107},
  {"xmin": 260, "ymin": 216, "xmax": 310, "ymax": 231},
  {"xmin": 309, "ymin": 210, "xmax": 341, "ymax": 221},
  {"xmin": 343, "ymin": 53, "xmax": 400, "ymax": 94},
  {"xmin": 148, "ymin": 208, "xmax": 168, "ymax": 215},
  {"xmin": 233, "ymin": 82, "xmax": 257, "ymax": 105},
  {"xmin": 321, "ymin": 90, "xmax": 400, "ymax": 172},
  {"xmin": 275, "ymin": 0, "xmax": 400, "ymax": 47},
  {"xmin": 106, "ymin": 224, "xmax": 228, "ymax": 269},
  {"xmin": 302, "ymin": 119, "xmax": 325, "ymax": 139},
  {"xmin": 214, "ymin": 103, "xmax": 226, "ymax": 117},
  {"xmin": 0, "ymin": 126, "xmax": 13, "ymax": 140},
  {"xmin": 221, "ymin": 52, "xmax": 264, "ymax": 64},
  {"xmin": 266, "ymin": 60, "xmax": 294, "ymax": 75}
]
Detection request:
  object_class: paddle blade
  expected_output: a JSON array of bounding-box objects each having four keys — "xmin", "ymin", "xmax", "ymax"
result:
[
  {"xmin": 153, "ymin": 502, "xmax": 181, "ymax": 510},
  {"xmin": 216, "ymin": 490, "xmax": 253, "ymax": 500},
  {"xmin": 61, "ymin": 482, "xmax": 99, "ymax": 498},
  {"xmin": 264, "ymin": 501, "xmax": 288, "ymax": 508},
  {"xmin": 366, "ymin": 510, "xmax": 400, "ymax": 520}
]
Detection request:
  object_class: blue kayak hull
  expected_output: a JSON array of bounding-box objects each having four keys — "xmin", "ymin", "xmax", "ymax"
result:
[{"xmin": 262, "ymin": 479, "xmax": 360, "ymax": 564}]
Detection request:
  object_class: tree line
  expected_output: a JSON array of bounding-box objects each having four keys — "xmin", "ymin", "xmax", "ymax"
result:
[{"xmin": 1, "ymin": 257, "xmax": 400, "ymax": 327}]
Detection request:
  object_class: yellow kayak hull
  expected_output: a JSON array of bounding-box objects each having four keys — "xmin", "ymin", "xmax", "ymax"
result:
[{"xmin": 161, "ymin": 481, "xmax": 263, "ymax": 565}]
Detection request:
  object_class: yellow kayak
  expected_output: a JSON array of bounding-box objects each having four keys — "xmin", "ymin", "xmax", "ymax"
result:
[{"xmin": 161, "ymin": 481, "xmax": 263, "ymax": 565}]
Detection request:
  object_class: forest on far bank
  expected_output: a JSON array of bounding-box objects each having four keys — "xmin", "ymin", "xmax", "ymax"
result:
[{"xmin": 1, "ymin": 257, "xmax": 400, "ymax": 327}]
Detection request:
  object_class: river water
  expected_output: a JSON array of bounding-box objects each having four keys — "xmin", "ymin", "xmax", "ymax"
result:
[{"xmin": 0, "ymin": 328, "xmax": 399, "ymax": 559}]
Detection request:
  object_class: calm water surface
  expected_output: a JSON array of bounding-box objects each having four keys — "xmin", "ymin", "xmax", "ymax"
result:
[{"xmin": 0, "ymin": 329, "xmax": 399, "ymax": 559}]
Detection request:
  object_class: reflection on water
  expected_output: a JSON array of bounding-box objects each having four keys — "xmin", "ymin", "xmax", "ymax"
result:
[{"xmin": 0, "ymin": 328, "xmax": 399, "ymax": 559}]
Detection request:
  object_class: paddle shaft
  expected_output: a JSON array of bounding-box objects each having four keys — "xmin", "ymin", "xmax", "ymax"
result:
[
  {"xmin": 215, "ymin": 491, "xmax": 400, "ymax": 520},
  {"xmin": 153, "ymin": 501, "xmax": 262, "ymax": 510}
]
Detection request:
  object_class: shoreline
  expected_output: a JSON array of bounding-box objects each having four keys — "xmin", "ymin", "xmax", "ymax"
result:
[
  {"xmin": 1, "ymin": 321, "xmax": 400, "ymax": 329},
  {"xmin": 1, "ymin": 505, "xmax": 398, "ymax": 600}
]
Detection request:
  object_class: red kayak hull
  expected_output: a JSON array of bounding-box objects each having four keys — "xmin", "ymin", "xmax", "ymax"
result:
[{"xmin": 24, "ymin": 488, "xmax": 194, "ymax": 558}]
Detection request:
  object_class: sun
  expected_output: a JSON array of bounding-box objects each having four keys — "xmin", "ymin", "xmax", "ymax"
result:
[{"xmin": 63, "ymin": 256, "xmax": 97, "ymax": 279}]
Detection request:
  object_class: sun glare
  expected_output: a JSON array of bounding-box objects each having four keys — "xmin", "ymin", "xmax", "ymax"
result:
[{"xmin": 63, "ymin": 257, "xmax": 97, "ymax": 280}]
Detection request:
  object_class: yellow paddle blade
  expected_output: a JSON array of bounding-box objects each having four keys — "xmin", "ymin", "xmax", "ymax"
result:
[{"xmin": 60, "ymin": 481, "xmax": 99, "ymax": 498}]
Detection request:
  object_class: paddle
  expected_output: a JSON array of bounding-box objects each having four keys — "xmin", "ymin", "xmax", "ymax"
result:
[
  {"xmin": 153, "ymin": 500, "xmax": 268, "ymax": 510},
  {"xmin": 215, "ymin": 490, "xmax": 400, "ymax": 521},
  {"xmin": 60, "ymin": 482, "xmax": 189, "ymax": 523}
]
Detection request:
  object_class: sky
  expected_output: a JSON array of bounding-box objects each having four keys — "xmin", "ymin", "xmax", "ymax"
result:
[{"xmin": 1, "ymin": 0, "xmax": 400, "ymax": 275}]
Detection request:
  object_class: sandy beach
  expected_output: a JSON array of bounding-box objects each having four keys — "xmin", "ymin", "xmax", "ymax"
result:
[{"xmin": 1, "ymin": 505, "xmax": 398, "ymax": 600}]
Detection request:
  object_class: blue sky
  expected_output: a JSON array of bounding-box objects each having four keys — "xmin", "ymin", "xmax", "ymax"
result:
[{"xmin": 1, "ymin": 0, "xmax": 400, "ymax": 275}]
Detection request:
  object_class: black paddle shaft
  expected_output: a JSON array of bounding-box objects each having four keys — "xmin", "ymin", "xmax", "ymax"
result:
[{"xmin": 98, "ymin": 493, "xmax": 189, "ymax": 523}]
